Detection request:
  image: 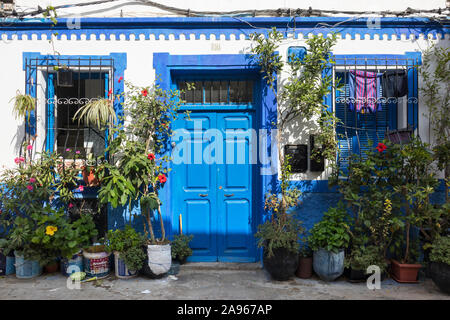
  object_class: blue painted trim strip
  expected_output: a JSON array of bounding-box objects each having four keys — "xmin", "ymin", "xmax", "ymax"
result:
[
  {"xmin": 46, "ymin": 73, "xmax": 55, "ymax": 152},
  {"xmin": 2, "ymin": 17, "xmax": 448, "ymax": 40}
]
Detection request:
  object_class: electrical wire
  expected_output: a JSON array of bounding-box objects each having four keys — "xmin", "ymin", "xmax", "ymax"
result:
[{"xmin": 0, "ymin": 0, "xmax": 448, "ymax": 20}]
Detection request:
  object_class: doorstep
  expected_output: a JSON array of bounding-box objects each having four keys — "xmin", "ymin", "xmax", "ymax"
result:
[{"xmin": 181, "ymin": 262, "xmax": 262, "ymax": 271}]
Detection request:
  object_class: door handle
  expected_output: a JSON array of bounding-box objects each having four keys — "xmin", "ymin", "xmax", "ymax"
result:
[
  {"xmin": 199, "ymin": 194, "xmax": 208, "ymax": 197},
  {"xmin": 224, "ymin": 194, "xmax": 234, "ymax": 197}
]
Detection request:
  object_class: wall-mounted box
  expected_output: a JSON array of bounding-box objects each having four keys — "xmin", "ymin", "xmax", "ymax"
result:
[{"xmin": 284, "ymin": 144, "xmax": 308, "ymax": 173}]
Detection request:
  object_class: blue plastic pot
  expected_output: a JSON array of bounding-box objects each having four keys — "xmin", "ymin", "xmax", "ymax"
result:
[
  {"xmin": 114, "ymin": 252, "xmax": 137, "ymax": 279},
  {"xmin": 14, "ymin": 252, "xmax": 42, "ymax": 279},
  {"xmin": 313, "ymin": 248, "xmax": 345, "ymax": 281},
  {"xmin": 6, "ymin": 255, "xmax": 15, "ymax": 275},
  {"xmin": 61, "ymin": 252, "xmax": 84, "ymax": 276}
]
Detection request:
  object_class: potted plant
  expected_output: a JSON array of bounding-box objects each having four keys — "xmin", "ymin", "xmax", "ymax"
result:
[
  {"xmin": 106, "ymin": 225, "xmax": 146, "ymax": 279},
  {"xmin": 169, "ymin": 234, "xmax": 194, "ymax": 275},
  {"xmin": 98, "ymin": 81, "xmax": 184, "ymax": 278},
  {"xmin": 344, "ymin": 245, "xmax": 388, "ymax": 282},
  {"xmin": 309, "ymin": 202, "xmax": 352, "ymax": 281},
  {"xmin": 296, "ymin": 245, "xmax": 313, "ymax": 279},
  {"xmin": 255, "ymin": 155, "xmax": 304, "ymax": 281},
  {"xmin": 429, "ymin": 235, "xmax": 450, "ymax": 293},
  {"xmin": 73, "ymin": 98, "xmax": 117, "ymax": 129},
  {"xmin": 390, "ymin": 139, "xmax": 438, "ymax": 283},
  {"xmin": 10, "ymin": 91, "xmax": 35, "ymax": 124},
  {"xmin": 60, "ymin": 213, "xmax": 98, "ymax": 276},
  {"xmin": 82, "ymin": 244, "xmax": 111, "ymax": 279}
]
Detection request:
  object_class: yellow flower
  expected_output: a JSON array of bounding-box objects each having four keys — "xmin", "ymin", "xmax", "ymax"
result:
[{"xmin": 46, "ymin": 226, "xmax": 58, "ymax": 236}]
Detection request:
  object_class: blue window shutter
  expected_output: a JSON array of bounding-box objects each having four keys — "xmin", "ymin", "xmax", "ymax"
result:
[{"xmin": 335, "ymin": 71, "xmax": 390, "ymax": 167}]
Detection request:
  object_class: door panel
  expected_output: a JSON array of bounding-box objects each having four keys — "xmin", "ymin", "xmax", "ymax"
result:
[
  {"xmin": 172, "ymin": 113, "xmax": 218, "ymax": 261},
  {"xmin": 217, "ymin": 112, "xmax": 255, "ymax": 262}
]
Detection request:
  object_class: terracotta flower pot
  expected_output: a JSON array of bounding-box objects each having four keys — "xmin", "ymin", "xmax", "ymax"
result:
[
  {"xmin": 296, "ymin": 256, "xmax": 313, "ymax": 279},
  {"xmin": 44, "ymin": 261, "xmax": 59, "ymax": 274},
  {"xmin": 82, "ymin": 167, "xmax": 100, "ymax": 187},
  {"xmin": 390, "ymin": 259, "xmax": 422, "ymax": 283}
]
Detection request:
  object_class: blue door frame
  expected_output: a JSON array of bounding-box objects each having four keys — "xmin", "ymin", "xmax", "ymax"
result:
[{"xmin": 154, "ymin": 53, "xmax": 278, "ymax": 263}]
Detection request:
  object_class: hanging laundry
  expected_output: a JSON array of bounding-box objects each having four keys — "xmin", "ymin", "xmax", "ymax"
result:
[
  {"xmin": 382, "ymin": 70, "xmax": 408, "ymax": 98},
  {"xmin": 348, "ymin": 70, "xmax": 383, "ymax": 113}
]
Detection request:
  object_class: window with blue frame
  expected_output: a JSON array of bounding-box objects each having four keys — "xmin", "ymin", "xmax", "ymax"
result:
[
  {"xmin": 176, "ymin": 78, "xmax": 254, "ymax": 106},
  {"xmin": 332, "ymin": 54, "xmax": 420, "ymax": 168},
  {"xmin": 23, "ymin": 55, "xmax": 116, "ymax": 161}
]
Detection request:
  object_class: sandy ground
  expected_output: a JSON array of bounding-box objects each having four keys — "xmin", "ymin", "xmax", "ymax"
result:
[{"xmin": 0, "ymin": 263, "xmax": 449, "ymax": 300}]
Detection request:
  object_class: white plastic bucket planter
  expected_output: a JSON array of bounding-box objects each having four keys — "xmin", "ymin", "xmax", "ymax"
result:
[
  {"xmin": 147, "ymin": 244, "xmax": 171, "ymax": 276},
  {"xmin": 114, "ymin": 251, "xmax": 138, "ymax": 279}
]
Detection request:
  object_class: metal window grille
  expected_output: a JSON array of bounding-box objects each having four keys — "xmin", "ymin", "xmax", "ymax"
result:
[
  {"xmin": 332, "ymin": 57, "xmax": 419, "ymax": 169},
  {"xmin": 23, "ymin": 57, "xmax": 115, "ymax": 168}
]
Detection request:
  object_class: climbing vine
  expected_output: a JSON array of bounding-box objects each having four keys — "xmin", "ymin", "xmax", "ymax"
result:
[{"xmin": 420, "ymin": 44, "xmax": 450, "ymax": 201}]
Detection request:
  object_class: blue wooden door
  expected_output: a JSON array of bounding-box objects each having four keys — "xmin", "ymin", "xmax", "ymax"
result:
[{"xmin": 171, "ymin": 111, "xmax": 256, "ymax": 262}]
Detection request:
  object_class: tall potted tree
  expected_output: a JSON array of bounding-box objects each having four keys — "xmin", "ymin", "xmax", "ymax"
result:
[{"xmin": 98, "ymin": 81, "xmax": 184, "ymax": 278}]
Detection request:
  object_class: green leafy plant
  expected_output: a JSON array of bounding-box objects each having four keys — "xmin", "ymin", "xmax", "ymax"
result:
[
  {"xmin": 430, "ymin": 236, "xmax": 450, "ymax": 265},
  {"xmin": 73, "ymin": 98, "xmax": 117, "ymax": 129},
  {"xmin": 309, "ymin": 202, "xmax": 352, "ymax": 253},
  {"xmin": 171, "ymin": 234, "xmax": 194, "ymax": 263},
  {"xmin": 255, "ymin": 154, "xmax": 304, "ymax": 258},
  {"xmin": 106, "ymin": 225, "xmax": 146, "ymax": 271},
  {"xmin": 10, "ymin": 91, "xmax": 35, "ymax": 124},
  {"xmin": 345, "ymin": 245, "xmax": 388, "ymax": 274}
]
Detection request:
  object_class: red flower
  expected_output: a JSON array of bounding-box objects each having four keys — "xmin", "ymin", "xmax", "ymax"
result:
[
  {"xmin": 27, "ymin": 185, "xmax": 33, "ymax": 191},
  {"xmin": 68, "ymin": 203, "xmax": 74, "ymax": 209},
  {"xmin": 27, "ymin": 145, "xmax": 33, "ymax": 151},
  {"xmin": 158, "ymin": 174, "xmax": 167, "ymax": 184},
  {"xmin": 147, "ymin": 153, "xmax": 155, "ymax": 161},
  {"xmin": 108, "ymin": 89, "xmax": 113, "ymax": 97},
  {"xmin": 376, "ymin": 142, "xmax": 387, "ymax": 153},
  {"xmin": 118, "ymin": 76, "xmax": 123, "ymax": 83},
  {"xmin": 78, "ymin": 185, "xmax": 84, "ymax": 192},
  {"xmin": 141, "ymin": 89, "xmax": 148, "ymax": 97},
  {"xmin": 29, "ymin": 177, "xmax": 36, "ymax": 183}
]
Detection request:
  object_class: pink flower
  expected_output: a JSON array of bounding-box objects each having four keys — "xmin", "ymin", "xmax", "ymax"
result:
[
  {"xmin": 78, "ymin": 185, "xmax": 84, "ymax": 192},
  {"xmin": 27, "ymin": 145, "xmax": 33, "ymax": 151},
  {"xmin": 14, "ymin": 157, "xmax": 20, "ymax": 164},
  {"xmin": 68, "ymin": 203, "xmax": 74, "ymax": 208},
  {"xmin": 26, "ymin": 185, "xmax": 33, "ymax": 191},
  {"xmin": 75, "ymin": 150, "xmax": 81, "ymax": 154},
  {"xmin": 19, "ymin": 157, "xmax": 25, "ymax": 162},
  {"xmin": 29, "ymin": 177, "xmax": 36, "ymax": 183},
  {"xmin": 66, "ymin": 148, "xmax": 71, "ymax": 152},
  {"xmin": 118, "ymin": 76, "xmax": 123, "ymax": 83}
]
